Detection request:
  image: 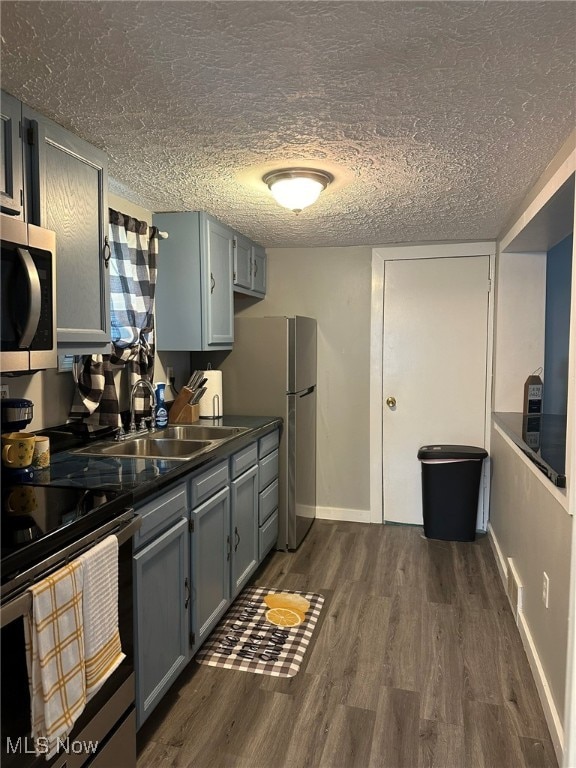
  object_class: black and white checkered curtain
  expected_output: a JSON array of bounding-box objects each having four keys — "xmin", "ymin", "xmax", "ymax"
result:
[{"xmin": 69, "ymin": 210, "xmax": 159, "ymax": 427}]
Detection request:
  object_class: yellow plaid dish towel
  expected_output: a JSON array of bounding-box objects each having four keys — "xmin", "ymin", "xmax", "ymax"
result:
[
  {"xmin": 77, "ymin": 535, "xmax": 125, "ymax": 701},
  {"xmin": 24, "ymin": 561, "xmax": 86, "ymax": 759}
]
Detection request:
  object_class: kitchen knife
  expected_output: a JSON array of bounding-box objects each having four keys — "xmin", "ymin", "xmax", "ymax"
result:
[
  {"xmin": 190, "ymin": 387, "xmax": 207, "ymax": 405},
  {"xmin": 187, "ymin": 370, "xmax": 204, "ymax": 389}
]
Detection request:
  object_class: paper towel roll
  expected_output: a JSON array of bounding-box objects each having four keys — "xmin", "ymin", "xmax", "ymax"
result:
[{"xmin": 199, "ymin": 370, "xmax": 223, "ymax": 419}]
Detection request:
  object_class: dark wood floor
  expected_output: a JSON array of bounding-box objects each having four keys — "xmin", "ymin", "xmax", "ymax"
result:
[{"xmin": 137, "ymin": 520, "xmax": 558, "ymax": 768}]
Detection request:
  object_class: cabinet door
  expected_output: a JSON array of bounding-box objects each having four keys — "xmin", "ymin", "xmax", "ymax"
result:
[
  {"xmin": 0, "ymin": 91, "xmax": 23, "ymax": 217},
  {"xmin": 233, "ymin": 233, "xmax": 252, "ymax": 290},
  {"xmin": 230, "ymin": 464, "xmax": 259, "ymax": 598},
  {"xmin": 153, "ymin": 211, "xmax": 202, "ymax": 352},
  {"xmin": 251, "ymin": 245, "xmax": 267, "ymax": 295},
  {"xmin": 133, "ymin": 517, "xmax": 190, "ymax": 728},
  {"xmin": 202, "ymin": 215, "xmax": 234, "ymax": 347},
  {"xmin": 191, "ymin": 485, "xmax": 231, "ymax": 653},
  {"xmin": 24, "ymin": 107, "xmax": 110, "ymax": 354}
]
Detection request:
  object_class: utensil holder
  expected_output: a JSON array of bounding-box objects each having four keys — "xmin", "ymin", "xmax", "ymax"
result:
[{"xmin": 170, "ymin": 403, "xmax": 200, "ymax": 424}]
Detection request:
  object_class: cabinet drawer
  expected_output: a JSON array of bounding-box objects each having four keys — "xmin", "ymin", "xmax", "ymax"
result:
[
  {"xmin": 259, "ymin": 510, "xmax": 278, "ymax": 560},
  {"xmin": 190, "ymin": 459, "xmax": 229, "ymax": 508},
  {"xmin": 89, "ymin": 709, "xmax": 136, "ymax": 768},
  {"xmin": 230, "ymin": 443, "xmax": 258, "ymax": 479},
  {"xmin": 259, "ymin": 430, "xmax": 279, "ymax": 458},
  {"xmin": 259, "ymin": 449, "xmax": 279, "ymax": 491},
  {"xmin": 134, "ymin": 483, "xmax": 188, "ymax": 550},
  {"xmin": 259, "ymin": 478, "xmax": 278, "ymax": 525}
]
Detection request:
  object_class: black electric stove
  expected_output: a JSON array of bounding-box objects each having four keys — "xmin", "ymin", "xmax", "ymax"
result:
[{"xmin": 1, "ymin": 483, "xmax": 131, "ymax": 589}]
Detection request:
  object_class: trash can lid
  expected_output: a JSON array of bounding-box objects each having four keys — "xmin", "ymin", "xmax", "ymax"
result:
[{"xmin": 417, "ymin": 444, "xmax": 488, "ymax": 460}]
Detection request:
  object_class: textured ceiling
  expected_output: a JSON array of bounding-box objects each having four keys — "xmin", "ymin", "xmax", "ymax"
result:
[{"xmin": 1, "ymin": 1, "xmax": 575, "ymax": 247}]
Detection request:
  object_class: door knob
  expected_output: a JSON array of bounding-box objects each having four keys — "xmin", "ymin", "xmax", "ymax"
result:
[{"xmin": 386, "ymin": 396, "xmax": 397, "ymax": 408}]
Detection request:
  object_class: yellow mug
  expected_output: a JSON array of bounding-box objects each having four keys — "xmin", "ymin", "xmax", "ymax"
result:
[{"xmin": 1, "ymin": 432, "xmax": 36, "ymax": 469}]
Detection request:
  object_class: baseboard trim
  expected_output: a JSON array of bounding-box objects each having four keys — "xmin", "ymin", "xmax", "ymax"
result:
[
  {"xmin": 488, "ymin": 525, "xmax": 565, "ymax": 765},
  {"xmin": 487, "ymin": 522, "xmax": 508, "ymax": 584},
  {"xmin": 517, "ymin": 612, "xmax": 565, "ymax": 765},
  {"xmin": 316, "ymin": 506, "xmax": 372, "ymax": 523}
]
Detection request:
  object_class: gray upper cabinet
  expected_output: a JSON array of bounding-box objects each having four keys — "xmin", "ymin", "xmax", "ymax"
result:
[
  {"xmin": 203, "ymin": 215, "xmax": 235, "ymax": 346},
  {"xmin": 233, "ymin": 233, "xmax": 252, "ymax": 290},
  {"xmin": 23, "ymin": 105, "xmax": 110, "ymax": 354},
  {"xmin": 153, "ymin": 211, "xmax": 234, "ymax": 351},
  {"xmin": 0, "ymin": 91, "xmax": 24, "ymax": 217},
  {"xmin": 233, "ymin": 235, "xmax": 267, "ymax": 298},
  {"xmin": 251, "ymin": 244, "xmax": 267, "ymax": 295}
]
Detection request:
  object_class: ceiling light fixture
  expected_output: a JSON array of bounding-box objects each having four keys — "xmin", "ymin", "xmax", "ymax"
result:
[{"xmin": 263, "ymin": 168, "xmax": 334, "ymax": 213}]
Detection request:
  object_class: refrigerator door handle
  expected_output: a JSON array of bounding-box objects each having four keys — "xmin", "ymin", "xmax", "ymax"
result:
[{"xmin": 299, "ymin": 387, "xmax": 315, "ymax": 398}]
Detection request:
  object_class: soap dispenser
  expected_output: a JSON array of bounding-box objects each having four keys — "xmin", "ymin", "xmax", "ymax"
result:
[{"xmin": 155, "ymin": 382, "xmax": 168, "ymax": 428}]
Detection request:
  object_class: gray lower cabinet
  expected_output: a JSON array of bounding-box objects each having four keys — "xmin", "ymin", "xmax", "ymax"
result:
[
  {"xmin": 133, "ymin": 483, "xmax": 190, "ymax": 729},
  {"xmin": 230, "ymin": 463, "xmax": 259, "ymax": 597},
  {"xmin": 133, "ymin": 429, "xmax": 279, "ymax": 724},
  {"xmin": 133, "ymin": 517, "xmax": 190, "ymax": 728},
  {"xmin": 190, "ymin": 484, "xmax": 231, "ymax": 655},
  {"xmin": 153, "ymin": 211, "xmax": 234, "ymax": 351},
  {"xmin": 258, "ymin": 430, "xmax": 280, "ymax": 558},
  {"xmin": 23, "ymin": 105, "xmax": 110, "ymax": 354}
]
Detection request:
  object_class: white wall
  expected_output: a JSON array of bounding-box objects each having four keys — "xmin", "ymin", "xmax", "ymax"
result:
[
  {"xmin": 491, "ymin": 132, "xmax": 575, "ymax": 767},
  {"xmin": 234, "ymin": 246, "xmax": 373, "ymax": 519},
  {"xmin": 490, "ymin": 426, "xmax": 571, "ymax": 755},
  {"xmin": 492, "ymin": 250, "xmax": 547, "ymax": 412}
]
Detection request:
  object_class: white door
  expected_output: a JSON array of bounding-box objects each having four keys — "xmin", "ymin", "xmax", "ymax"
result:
[{"xmin": 382, "ymin": 256, "xmax": 490, "ymax": 525}]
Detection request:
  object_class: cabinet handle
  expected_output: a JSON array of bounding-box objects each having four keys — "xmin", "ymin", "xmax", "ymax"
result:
[
  {"xmin": 103, "ymin": 236, "xmax": 111, "ymax": 269},
  {"xmin": 210, "ymin": 272, "xmax": 216, "ymax": 294},
  {"xmin": 227, "ymin": 534, "xmax": 231, "ymax": 561},
  {"xmin": 234, "ymin": 526, "xmax": 240, "ymax": 552},
  {"xmin": 254, "ymin": 259, "xmax": 258, "ymax": 276},
  {"xmin": 184, "ymin": 577, "xmax": 190, "ymax": 610},
  {"xmin": 16, "ymin": 247, "xmax": 41, "ymax": 350}
]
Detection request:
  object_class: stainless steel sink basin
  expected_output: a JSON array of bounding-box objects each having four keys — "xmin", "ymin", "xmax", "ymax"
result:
[
  {"xmin": 73, "ymin": 438, "xmax": 214, "ymax": 460},
  {"xmin": 158, "ymin": 425, "xmax": 250, "ymax": 441}
]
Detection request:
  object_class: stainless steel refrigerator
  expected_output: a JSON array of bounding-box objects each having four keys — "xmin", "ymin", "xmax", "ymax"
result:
[{"xmin": 220, "ymin": 316, "xmax": 317, "ymax": 550}]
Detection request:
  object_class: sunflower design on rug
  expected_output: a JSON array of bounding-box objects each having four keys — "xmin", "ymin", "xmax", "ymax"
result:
[{"xmin": 263, "ymin": 592, "xmax": 311, "ymax": 628}]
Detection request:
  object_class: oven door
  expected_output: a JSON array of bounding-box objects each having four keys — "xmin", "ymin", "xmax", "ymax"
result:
[{"xmin": 0, "ymin": 513, "xmax": 139, "ymax": 768}]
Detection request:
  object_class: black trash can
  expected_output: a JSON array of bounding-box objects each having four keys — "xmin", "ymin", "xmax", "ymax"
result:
[{"xmin": 417, "ymin": 444, "xmax": 488, "ymax": 542}]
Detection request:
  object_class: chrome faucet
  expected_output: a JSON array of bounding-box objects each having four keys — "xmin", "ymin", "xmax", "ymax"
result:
[{"xmin": 128, "ymin": 378, "xmax": 157, "ymax": 434}]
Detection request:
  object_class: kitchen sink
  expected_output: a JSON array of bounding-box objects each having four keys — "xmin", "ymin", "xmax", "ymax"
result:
[
  {"xmin": 73, "ymin": 438, "xmax": 214, "ymax": 460},
  {"xmin": 157, "ymin": 425, "xmax": 250, "ymax": 440}
]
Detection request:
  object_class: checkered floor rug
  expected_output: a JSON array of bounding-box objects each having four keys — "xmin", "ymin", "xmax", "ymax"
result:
[{"xmin": 195, "ymin": 586, "xmax": 324, "ymax": 678}]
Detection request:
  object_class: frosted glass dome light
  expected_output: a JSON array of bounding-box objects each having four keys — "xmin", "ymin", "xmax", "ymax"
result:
[{"xmin": 263, "ymin": 169, "xmax": 333, "ymax": 213}]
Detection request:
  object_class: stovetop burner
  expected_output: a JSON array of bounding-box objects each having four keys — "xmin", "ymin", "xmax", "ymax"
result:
[{"xmin": 1, "ymin": 483, "xmax": 131, "ymax": 587}]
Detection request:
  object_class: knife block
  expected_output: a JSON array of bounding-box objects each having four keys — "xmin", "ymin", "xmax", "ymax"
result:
[
  {"xmin": 170, "ymin": 403, "xmax": 200, "ymax": 424},
  {"xmin": 168, "ymin": 386, "xmax": 200, "ymax": 424}
]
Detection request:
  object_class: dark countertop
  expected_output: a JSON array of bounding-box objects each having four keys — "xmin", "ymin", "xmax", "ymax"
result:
[
  {"xmin": 492, "ymin": 412, "xmax": 566, "ymax": 488},
  {"xmin": 32, "ymin": 416, "xmax": 283, "ymax": 506}
]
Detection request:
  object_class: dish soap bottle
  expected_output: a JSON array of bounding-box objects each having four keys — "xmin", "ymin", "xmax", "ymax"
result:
[
  {"xmin": 155, "ymin": 382, "xmax": 168, "ymax": 428},
  {"xmin": 523, "ymin": 368, "xmax": 543, "ymax": 415}
]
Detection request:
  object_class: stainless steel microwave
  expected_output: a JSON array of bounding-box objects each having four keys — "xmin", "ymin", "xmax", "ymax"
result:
[{"xmin": 1, "ymin": 216, "xmax": 57, "ymax": 373}]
